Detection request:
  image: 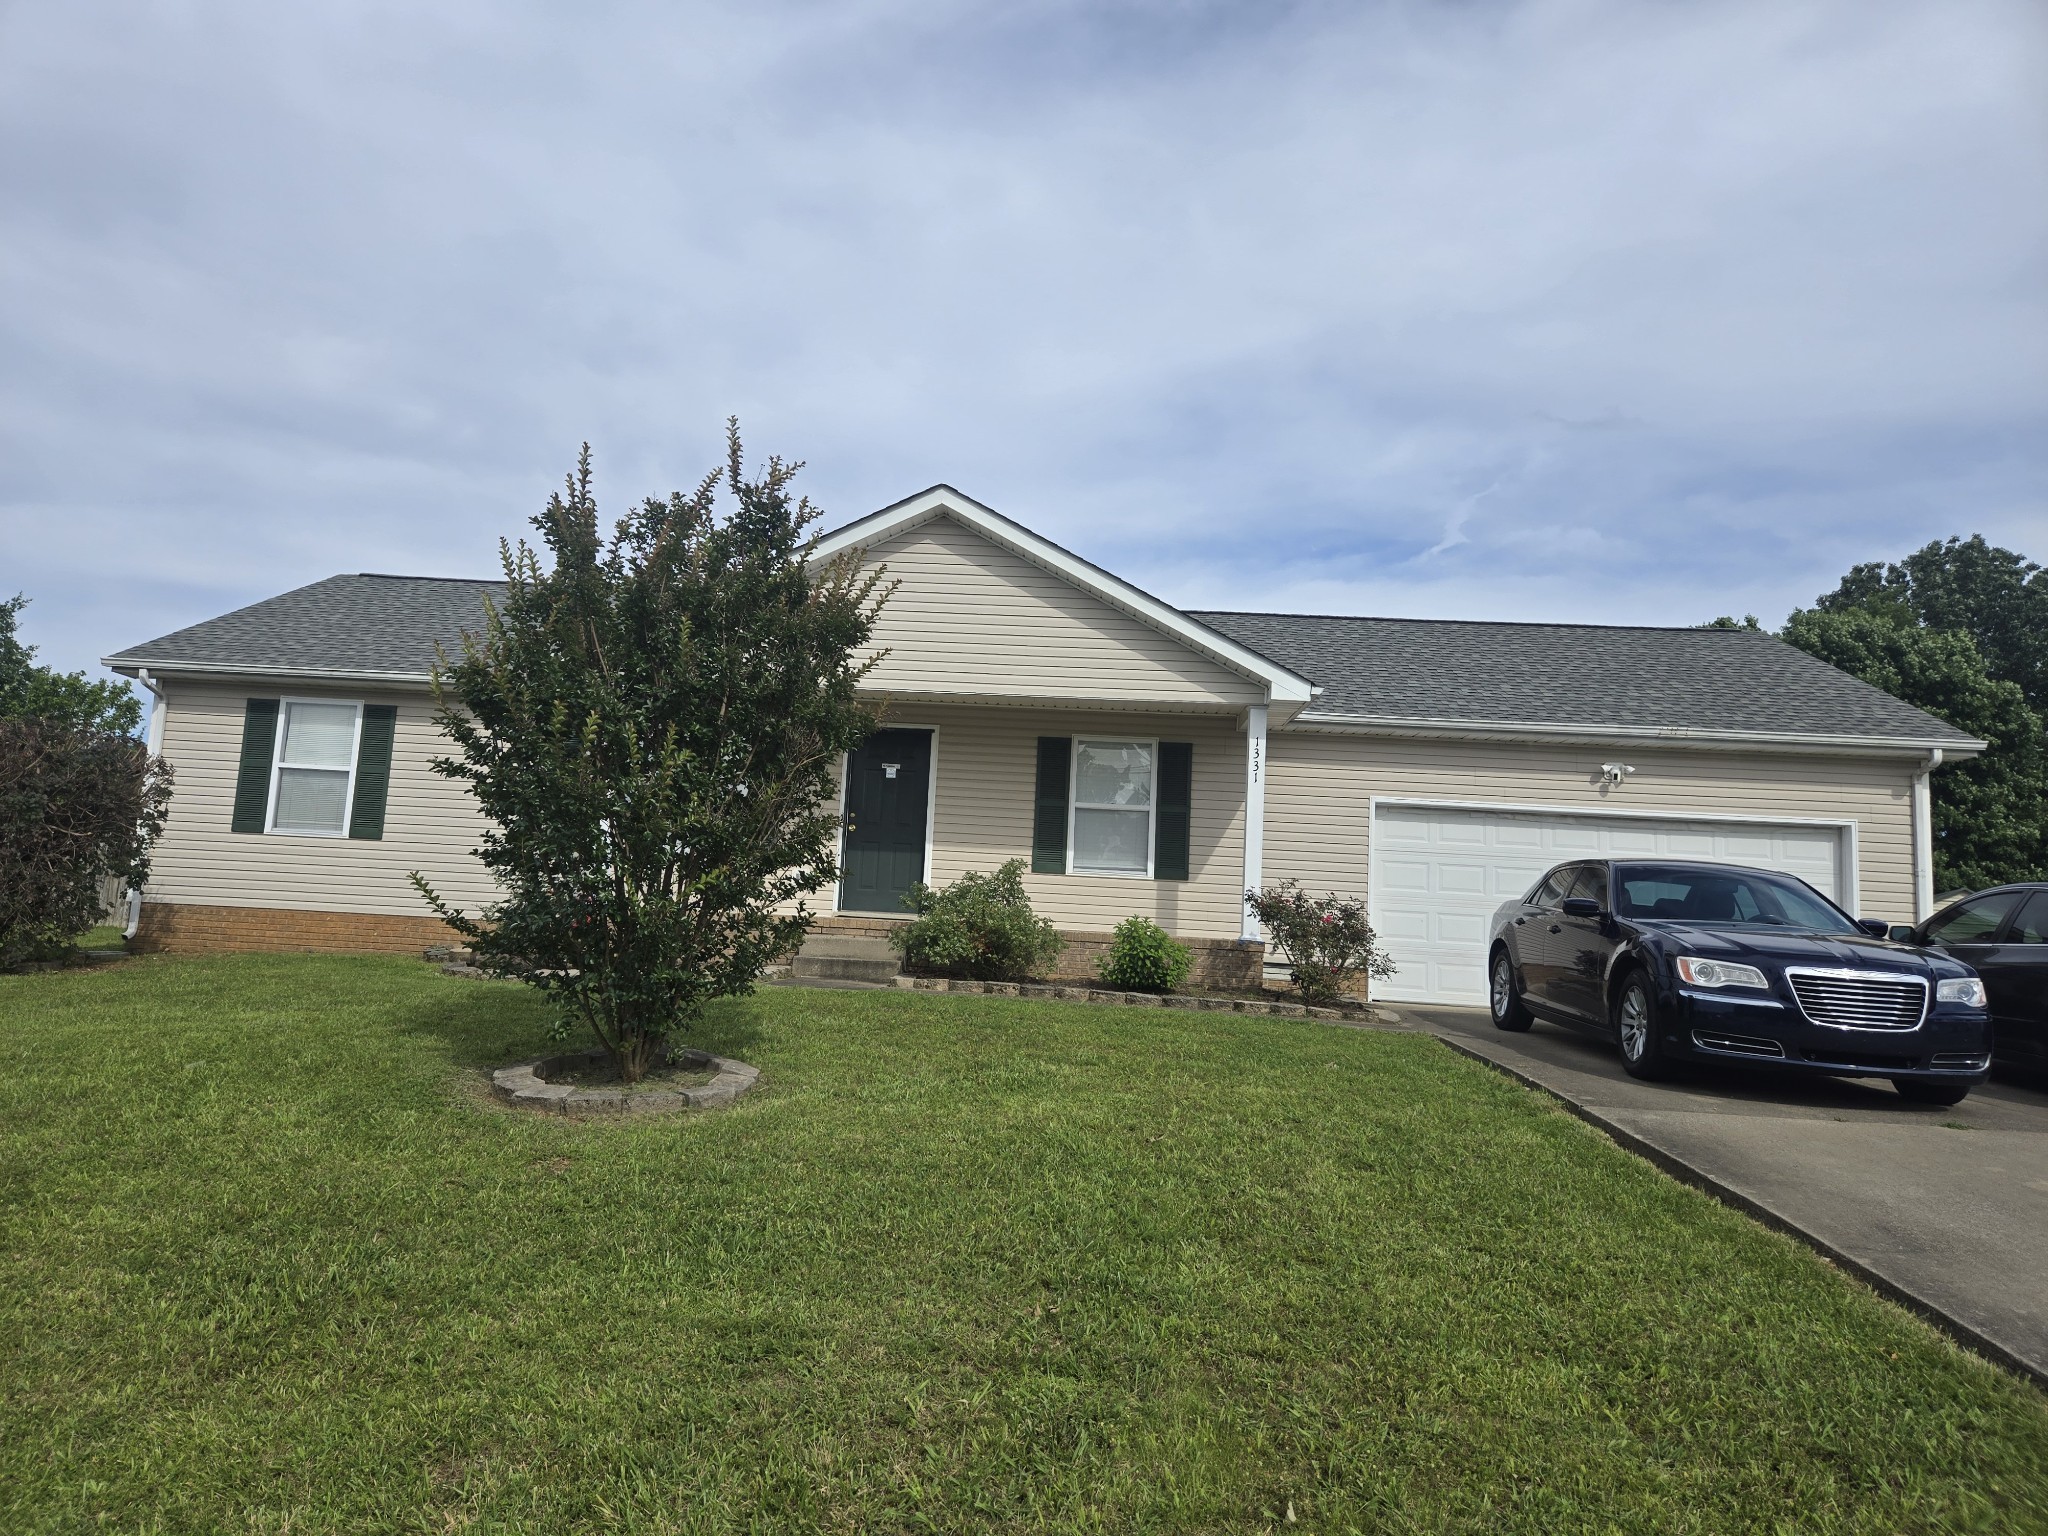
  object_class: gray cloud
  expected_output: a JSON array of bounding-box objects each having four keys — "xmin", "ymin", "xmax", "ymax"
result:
[{"xmin": 1, "ymin": 0, "xmax": 2042, "ymax": 676}]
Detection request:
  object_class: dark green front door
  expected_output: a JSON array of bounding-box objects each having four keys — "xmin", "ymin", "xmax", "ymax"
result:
[{"xmin": 838, "ymin": 728, "xmax": 932, "ymax": 914}]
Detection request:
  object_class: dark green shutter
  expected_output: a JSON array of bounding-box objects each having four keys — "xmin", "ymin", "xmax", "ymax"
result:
[
  {"xmin": 348, "ymin": 705, "xmax": 398, "ymax": 840},
  {"xmin": 1032, "ymin": 736, "xmax": 1071, "ymax": 874},
  {"xmin": 230, "ymin": 698, "xmax": 281, "ymax": 833},
  {"xmin": 1155, "ymin": 742, "xmax": 1193, "ymax": 881}
]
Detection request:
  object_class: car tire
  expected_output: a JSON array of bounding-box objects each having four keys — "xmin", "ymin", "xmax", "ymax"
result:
[
  {"xmin": 1894, "ymin": 1079, "xmax": 1971, "ymax": 1107},
  {"xmin": 1614, "ymin": 969, "xmax": 1673, "ymax": 1081},
  {"xmin": 1489, "ymin": 948, "xmax": 1533, "ymax": 1032}
]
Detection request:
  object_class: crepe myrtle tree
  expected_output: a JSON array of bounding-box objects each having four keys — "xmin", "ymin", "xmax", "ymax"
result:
[{"xmin": 414, "ymin": 426, "xmax": 891, "ymax": 1081}]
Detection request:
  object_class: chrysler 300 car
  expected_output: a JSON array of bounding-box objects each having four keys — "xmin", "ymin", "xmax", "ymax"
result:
[{"xmin": 1486, "ymin": 859, "xmax": 1992, "ymax": 1105}]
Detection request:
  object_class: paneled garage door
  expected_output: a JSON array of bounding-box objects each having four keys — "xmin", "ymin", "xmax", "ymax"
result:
[{"xmin": 1371, "ymin": 803, "xmax": 1849, "ymax": 1006}]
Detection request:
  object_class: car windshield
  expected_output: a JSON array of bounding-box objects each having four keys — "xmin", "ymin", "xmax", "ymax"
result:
[{"xmin": 1612, "ymin": 864, "xmax": 1857, "ymax": 933}]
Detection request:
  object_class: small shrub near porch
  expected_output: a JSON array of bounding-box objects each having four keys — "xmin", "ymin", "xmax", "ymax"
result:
[
  {"xmin": 891, "ymin": 858, "xmax": 1063, "ymax": 982},
  {"xmin": 1097, "ymin": 915, "xmax": 1193, "ymax": 992}
]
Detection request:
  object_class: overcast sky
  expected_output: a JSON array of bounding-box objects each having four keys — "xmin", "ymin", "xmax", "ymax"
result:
[{"xmin": 3, "ymin": 0, "xmax": 2044, "ymax": 680}]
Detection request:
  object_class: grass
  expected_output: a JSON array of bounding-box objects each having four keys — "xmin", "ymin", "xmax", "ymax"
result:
[{"xmin": 2, "ymin": 957, "xmax": 2044, "ymax": 1534}]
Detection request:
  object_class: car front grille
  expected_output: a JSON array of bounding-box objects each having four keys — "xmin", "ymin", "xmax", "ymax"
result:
[{"xmin": 1786, "ymin": 968, "xmax": 1928, "ymax": 1031}]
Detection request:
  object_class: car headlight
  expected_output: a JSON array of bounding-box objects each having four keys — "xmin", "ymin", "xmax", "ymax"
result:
[
  {"xmin": 1936, "ymin": 977, "xmax": 1987, "ymax": 1008},
  {"xmin": 1676, "ymin": 956, "xmax": 1769, "ymax": 989}
]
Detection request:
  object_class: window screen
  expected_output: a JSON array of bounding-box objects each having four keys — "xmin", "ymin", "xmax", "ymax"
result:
[
  {"xmin": 271, "ymin": 701, "xmax": 360, "ymax": 835},
  {"xmin": 1071, "ymin": 740, "xmax": 1153, "ymax": 875}
]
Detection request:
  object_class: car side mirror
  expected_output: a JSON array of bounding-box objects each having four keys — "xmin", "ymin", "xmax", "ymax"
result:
[
  {"xmin": 1560, "ymin": 897, "xmax": 1602, "ymax": 918},
  {"xmin": 1856, "ymin": 918, "xmax": 1890, "ymax": 938},
  {"xmin": 1887, "ymin": 924, "xmax": 1918, "ymax": 944}
]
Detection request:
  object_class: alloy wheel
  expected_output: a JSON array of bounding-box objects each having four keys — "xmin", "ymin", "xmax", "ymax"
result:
[
  {"xmin": 1619, "ymin": 984, "xmax": 1650, "ymax": 1061},
  {"xmin": 1490, "ymin": 955, "xmax": 1512, "ymax": 1019}
]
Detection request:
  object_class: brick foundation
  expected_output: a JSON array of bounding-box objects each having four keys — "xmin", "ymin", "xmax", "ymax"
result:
[
  {"xmin": 134, "ymin": 902, "xmax": 464, "ymax": 957},
  {"xmin": 805, "ymin": 915, "xmax": 1265, "ymax": 990},
  {"xmin": 132, "ymin": 902, "xmax": 1266, "ymax": 987}
]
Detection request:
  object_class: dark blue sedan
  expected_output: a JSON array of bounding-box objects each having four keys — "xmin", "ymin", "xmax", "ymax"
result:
[{"xmin": 1486, "ymin": 859, "xmax": 1992, "ymax": 1105}]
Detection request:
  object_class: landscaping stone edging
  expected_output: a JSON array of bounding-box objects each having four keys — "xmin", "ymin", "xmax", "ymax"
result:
[
  {"xmin": 888, "ymin": 973, "xmax": 1389, "ymax": 1024},
  {"xmin": 491, "ymin": 1047, "xmax": 760, "ymax": 1116}
]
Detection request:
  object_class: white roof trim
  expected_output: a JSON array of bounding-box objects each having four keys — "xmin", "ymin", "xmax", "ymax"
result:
[
  {"xmin": 814, "ymin": 486, "xmax": 1315, "ymax": 710},
  {"xmin": 1283, "ymin": 710, "xmax": 1986, "ymax": 758}
]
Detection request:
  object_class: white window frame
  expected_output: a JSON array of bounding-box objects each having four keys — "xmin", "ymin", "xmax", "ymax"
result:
[
  {"xmin": 1068, "ymin": 736, "xmax": 1157, "ymax": 879},
  {"xmin": 264, "ymin": 697, "xmax": 365, "ymax": 839}
]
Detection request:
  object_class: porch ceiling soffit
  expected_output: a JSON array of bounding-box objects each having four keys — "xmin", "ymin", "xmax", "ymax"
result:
[{"xmin": 815, "ymin": 486, "xmax": 1315, "ymax": 722}]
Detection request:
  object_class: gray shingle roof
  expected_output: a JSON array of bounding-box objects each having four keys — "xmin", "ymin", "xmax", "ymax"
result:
[
  {"xmin": 1188, "ymin": 611, "xmax": 1978, "ymax": 748},
  {"xmin": 104, "ymin": 570, "xmax": 1978, "ymax": 749},
  {"xmin": 105, "ymin": 575, "xmax": 504, "ymax": 680}
]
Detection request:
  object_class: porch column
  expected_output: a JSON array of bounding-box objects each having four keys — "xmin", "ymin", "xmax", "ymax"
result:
[{"xmin": 1242, "ymin": 703, "xmax": 1267, "ymax": 940}]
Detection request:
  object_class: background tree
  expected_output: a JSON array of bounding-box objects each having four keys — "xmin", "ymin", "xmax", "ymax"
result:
[
  {"xmin": 0, "ymin": 596, "xmax": 170, "ymax": 968},
  {"xmin": 1815, "ymin": 535, "xmax": 2048, "ymax": 714},
  {"xmin": 1777, "ymin": 533, "xmax": 2048, "ymax": 890},
  {"xmin": 414, "ymin": 427, "xmax": 890, "ymax": 1080},
  {"xmin": 1782, "ymin": 607, "xmax": 2043, "ymax": 890},
  {"xmin": 1, "ymin": 595, "xmax": 141, "ymax": 734}
]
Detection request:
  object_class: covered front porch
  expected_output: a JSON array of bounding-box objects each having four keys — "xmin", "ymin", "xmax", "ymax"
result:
[{"xmin": 811, "ymin": 700, "xmax": 1275, "ymax": 988}]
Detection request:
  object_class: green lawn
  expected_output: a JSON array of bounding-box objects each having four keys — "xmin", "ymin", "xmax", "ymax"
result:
[{"xmin": 3, "ymin": 958, "xmax": 2044, "ymax": 1534}]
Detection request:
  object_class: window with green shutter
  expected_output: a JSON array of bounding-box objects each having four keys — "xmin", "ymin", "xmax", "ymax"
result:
[{"xmin": 230, "ymin": 697, "xmax": 396, "ymax": 838}]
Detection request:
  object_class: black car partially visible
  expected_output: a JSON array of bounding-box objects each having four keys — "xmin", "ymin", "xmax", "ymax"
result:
[
  {"xmin": 1904, "ymin": 885, "xmax": 2048, "ymax": 1077},
  {"xmin": 1486, "ymin": 859, "xmax": 1992, "ymax": 1105}
]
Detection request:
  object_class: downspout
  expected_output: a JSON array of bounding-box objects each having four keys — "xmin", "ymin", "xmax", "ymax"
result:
[
  {"xmin": 1911, "ymin": 748, "xmax": 1942, "ymax": 922},
  {"xmin": 123, "ymin": 669, "xmax": 168, "ymax": 941}
]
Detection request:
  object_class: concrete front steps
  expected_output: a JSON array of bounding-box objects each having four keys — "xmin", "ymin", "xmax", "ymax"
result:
[{"xmin": 789, "ymin": 932, "xmax": 901, "ymax": 984}]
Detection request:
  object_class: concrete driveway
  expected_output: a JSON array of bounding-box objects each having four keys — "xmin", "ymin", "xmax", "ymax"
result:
[{"xmin": 1401, "ymin": 1003, "xmax": 2048, "ymax": 1387}]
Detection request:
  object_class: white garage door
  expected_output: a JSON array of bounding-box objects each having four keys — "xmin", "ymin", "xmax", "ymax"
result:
[{"xmin": 1371, "ymin": 803, "xmax": 1848, "ymax": 1006}]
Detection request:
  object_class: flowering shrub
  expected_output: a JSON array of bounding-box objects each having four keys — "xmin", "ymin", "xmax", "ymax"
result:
[
  {"xmin": 1097, "ymin": 915, "xmax": 1193, "ymax": 993},
  {"xmin": 1244, "ymin": 881, "xmax": 1396, "ymax": 1006}
]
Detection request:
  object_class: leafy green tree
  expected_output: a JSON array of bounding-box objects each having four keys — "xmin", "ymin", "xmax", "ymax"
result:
[
  {"xmin": 0, "ymin": 720, "xmax": 172, "ymax": 968},
  {"xmin": 1782, "ymin": 606, "xmax": 2045, "ymax": 889},
  {"xmin": 0, "ymin": 594, "xmax": 169, "ymax": 967},
  {"xmin": 414, "ymin": 428, "xmax": 890, "ymax": 1081},
  {"xmin": 0, "ymin": 596, "xmax": 141, "ymax": 735},
  {"xmin": 1700, "ymin": 614, "xmax": 1761, "ymax": 630},
  {"xmin": 1816, "ymin": 535, "xmax": 2048, "ymax": 714}
]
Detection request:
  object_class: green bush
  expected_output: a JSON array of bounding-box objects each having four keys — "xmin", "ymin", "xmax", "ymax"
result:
[
  {"xmin": 891, "ymin": 859, "xmax": 1064, "ymax": 981},
  {"xmin": 1097, "ymin": 915, "xmax": 1192, "ymax": 993}
]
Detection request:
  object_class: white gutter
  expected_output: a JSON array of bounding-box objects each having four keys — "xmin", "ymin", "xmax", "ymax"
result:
[
  {"xmin": 1912, "ymin": 748, "xmax": 1943, "ymax": 922},
  {"xmin": 102, "ymin": 659, "xmax": 437, "ymax": 686},
  {"xmin": 123, "ymin": 668, "xmax": 169, "ymax": 940},
  {"xmin": 1282, "ymin": 710, "xmax": 1982, "ymax": 759}
]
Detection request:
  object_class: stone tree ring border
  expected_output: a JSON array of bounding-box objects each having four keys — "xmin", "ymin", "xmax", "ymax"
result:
[{"xmin": 491, "ymin": 1047, "xmax": 761, "ymax": 1115}]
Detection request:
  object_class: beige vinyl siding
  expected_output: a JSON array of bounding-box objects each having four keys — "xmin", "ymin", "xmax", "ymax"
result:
[
  {"xmin": 145, "ymin": 682, "xmax": 498, "ymax": 917},
  {"xmin": 855, "ymin": 515, "xmax": 1262, "ymax": 708},
  {"xmin": 1262, "ymin": 732, "xmax": 1920, "ymax": 921},
  {"xmin": 833, "ymin": 703, "xmax": 1250, "ymax": 938}
]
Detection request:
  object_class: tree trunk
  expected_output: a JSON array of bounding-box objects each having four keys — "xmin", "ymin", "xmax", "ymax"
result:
[{"xmin": 615, "ymin": 1030, "xmax": 661, "ymax": 1084}]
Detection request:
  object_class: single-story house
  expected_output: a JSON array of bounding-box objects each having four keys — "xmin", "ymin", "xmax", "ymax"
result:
[{"xmin": 104, "ymin": 486, "xmax": 1983, "ymax": 1005}]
